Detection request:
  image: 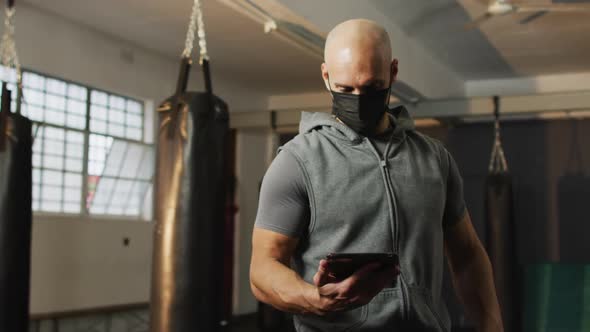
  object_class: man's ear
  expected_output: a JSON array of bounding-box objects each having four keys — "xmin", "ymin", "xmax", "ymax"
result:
[
  {"xmin": 321, "ymin": 62, "xmax": 331, "ymax": 91},
  {"xmin": 391, "ymin": 59, "xmax": 399, "ymax": 82}
]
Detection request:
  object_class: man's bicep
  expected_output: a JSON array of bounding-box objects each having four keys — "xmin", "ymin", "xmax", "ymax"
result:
[
  {"xmin": 442, "ymin": 149, "xmax": 467, "ymax": 229},
  {"xmin": 444, "ymin": 211, "xmax": 480, "ymax": 267},
  {"xmin": 254, "ymin": 151, "xmax": 311, "ymax": 238},
  {"xmin": 252, "ymin": 227, "xmax": 300, "ymax": 264}
]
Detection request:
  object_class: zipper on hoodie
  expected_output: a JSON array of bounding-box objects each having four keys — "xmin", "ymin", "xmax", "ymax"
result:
[{"xmin": 366, "ymin": 136, "xmax": 410, "ymax": 321}]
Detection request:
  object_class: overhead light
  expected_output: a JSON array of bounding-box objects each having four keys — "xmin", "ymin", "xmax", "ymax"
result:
[
  {"xmin": 219, "ymin": 0, "xmax": 425, "ymax": 102},
  {"xmin": 218, "ymin": 0, "xmax": 324, "ymax": 59}
]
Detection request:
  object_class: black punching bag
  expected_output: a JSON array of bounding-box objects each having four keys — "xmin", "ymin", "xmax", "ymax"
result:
[
  {"xmin": 484, "ymin": 96, "xmax": 519, "ymax": 332},
  {"xmin": 149, "ymin": 1, "xmax": 230, "ymax": 328},
  {"xmin": 0, "ymin": 85, "xmax": 33, "ymax": 332},
  {"xmin": 558, "ymin": 120, "xmax": 590, "ymax": 263},
  {"xmin": 150, "ymin": 56, "xmax": 229, "ymax": 332}
]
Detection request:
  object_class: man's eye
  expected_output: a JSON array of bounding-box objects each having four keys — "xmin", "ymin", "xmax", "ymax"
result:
[{"xmin": 339, "ymin": 87, "xmax": 353, "ymax": 93}]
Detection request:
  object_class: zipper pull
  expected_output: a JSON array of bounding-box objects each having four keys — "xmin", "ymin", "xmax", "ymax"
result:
[{"xmin": 380, "ymin": 160, "xmax": 388, "ymax": 168}]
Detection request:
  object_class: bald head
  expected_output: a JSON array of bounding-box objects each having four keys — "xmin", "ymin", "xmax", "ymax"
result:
[{"xmin": 322, "ymin": 19, "xmax": 397, "ymax": 95}]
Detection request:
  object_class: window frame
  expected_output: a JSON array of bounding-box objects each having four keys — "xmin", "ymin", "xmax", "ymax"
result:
[{"xmin": 3, "ymin": 67, "xmax": 155, "ymax": 221}]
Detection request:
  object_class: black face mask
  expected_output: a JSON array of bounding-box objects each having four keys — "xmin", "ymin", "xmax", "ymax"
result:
[{"xmin": 330, "ymin": 87, "xmax": 390, "ymax": 137}]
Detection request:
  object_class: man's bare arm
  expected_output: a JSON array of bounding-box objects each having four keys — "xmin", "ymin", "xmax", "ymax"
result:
[
  {"xmin": 250, "ymin": 227, "xmax": 398, "ymax": 315},
  {"xmin": 250, "ymin": 228, "xmax": 321, "ymax": 314},
  {"xmin": 444, "ymin": 211, "xmax": 503, "ymax": 332}
]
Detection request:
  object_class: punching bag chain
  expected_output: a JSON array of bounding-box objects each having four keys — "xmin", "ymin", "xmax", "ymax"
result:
[
  {"xmin": 182, "ymin": 0, "xmax": 209, "ymax": 64},
  {"xmin": 488, "ymin": 96, "xmax": 509, "ymax": 173},
  {"xmin": 0, "ymin": 0, "xmax": 22, "ymax": 114}
]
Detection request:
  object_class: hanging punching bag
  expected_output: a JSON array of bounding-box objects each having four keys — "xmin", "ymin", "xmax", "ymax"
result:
[
  {"xmin": 0, "ymin": 84, "xmax": 32, "ymax": 332},
  {"xmin": 149, "ymin": 1, "xmax": 230, "ymax": 331},
  {"xmin": 558, "ymin": 120, "xmax": 590, "ymax": 263},
  {"xmin": 484, "ymin": 96, "xmax": 520, "ymax": 332}
]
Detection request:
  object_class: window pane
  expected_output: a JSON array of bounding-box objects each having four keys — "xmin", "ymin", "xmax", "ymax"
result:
[
  {"xmin": 42, "ymin": 170, "xmax": 63, "ymax": 186},
  {"xmin": 66, "ymin": 143, "xmax": 84, "ymax": 159},
  {"xmin": 24, "ymin": 89, "xmax": 44, "ymax": 106},
  {"xmin": 0, "ymin": 66, "xmax": 17, "ymax": 84},
  {"xmin": 120, "ymin": 145, "xmax": 143, "ymax": 178},
  {"xmin": 41, "ymin": 201, "xmax": 61, "ymax": 212},
  {"xmin": 108, "ymin": 124, "xmax": 125, "ymax": 137},
  {"xmin": 109, "ymin": 95, "xmax": 125, "ymax": 110},
  {"xmin": 64, "ymin": 188, "xmax": 80, "ymax": 202},
  {"xmin": 127, "ymin": 128, "xmax": 142, "ymax": 141},
  {"xmin": 63, "ymin": 203, "xmax": 80, "ymax": 213},
  {"xmin": 32, "ymin": 153, "xmax": 42, "ymax": 167},
  {"xmin": 43, "ymin": 155, "xmax": 63, "ymax": 170},
  {"xmin": 33, "ymin": 186, "xmax": 40, "ymax": 202},
  {"xmin": 90, "ymin": 119, "xmax": 107, "ymax": 134},
  {"xmin": 126, "ymin": 113, "xmax": 142, "ymax": 128},
  {"xmin": 137, "ymin": 150, "xmax": 154, "ymax": 180},
  {"xmin": 23, "ymin": 72, "xmax": 45, "ymax": 89},
  {"xmin": 68, "ymin": 84, "xmax": 87, "ymax": 101},
  {"xmin": 46, "ymin": 94, "xmax": 66, "ymax": 110},
  {"xmin": 65, "ymin": 173, "xmax": 82, "ymax": 188},
  {"xmin": 45, "ymin": 109, "xmax": 66, "ymax": 126},
  {"xmin": 126, "ymin": 100, "xmax": 142, "ymax": 114},
  {"xmin": 33, "ymin": 169, "xmax": 41, "ymax": 183},
  {"xmin": 109, "ymin": 109, "xmax": 124, "ymax": 123},
  {"xmin": 90, "ymin": 105, "xmax": 107, "ymax": 120},
  {"xmin": 91, "ymin": 91, "xmax": 108, "ymax": 106},
  {"xmin": 67, "ymin": 131, "xmax": 84, "ymax": 143},
  {"xmin": 67, "ymin": 99, "xmax": 86, "ymax": 116},
  {"xmin": 66, "ymin": 113, "xmax": 86, "ymax": 129},
  {"xmin": 44, "ymin": 126, "xmax": 65, "ymax": 140},
  {"xmin": 25, "ymin": 105, "xmax": 44, "ymax": 122},
  {"xmin": 42, "ymin": 186, "xmax": 62, "ymax": 201},
  {"xmin": 46, "ymin": 79, "xmax": 66, "ymax": 95},
  {"xmin": 65, "ymin": 158, "xmax": 83, "ymax": 172},
  {"xmin": 45, "ymin": 139, "xmax": 65, "ymax": 155}
]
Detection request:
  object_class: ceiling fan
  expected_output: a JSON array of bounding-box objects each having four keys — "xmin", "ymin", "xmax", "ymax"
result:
[{"xmin": 465, "ymin": 0, "xmax": 590, "ymax": 29}]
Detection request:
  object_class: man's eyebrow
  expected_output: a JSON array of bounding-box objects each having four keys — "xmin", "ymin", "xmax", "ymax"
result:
[
  {"xmin": 362, "ymin": 79, "xmax": 385, "ymax": 87},
  {"xmin": 334, "ymin": 80, "xmax": 385, "ymax": 88},
  {"xmin": 333, "ymin": 83, "xmax": 353, "ymax": 88}
]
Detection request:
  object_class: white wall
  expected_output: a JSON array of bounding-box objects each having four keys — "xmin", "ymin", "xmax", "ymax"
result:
[
  {"xmin": 233, "ymin": 129, "xmax": 271, "ymax": 315},
  {"xmin": 30, "ymin": 216, "xmax": 153, "ymax": 314},
  {"xmin": 466, "ymin": 72, "xmax": 590, "ymax": 97},
  {"xmin": 274, "ymin": 0, "xmax": 465, "ymax": 99},
  {"xmin": 4, "ymin": 2, "xmax": 269, "ymax": 315}
]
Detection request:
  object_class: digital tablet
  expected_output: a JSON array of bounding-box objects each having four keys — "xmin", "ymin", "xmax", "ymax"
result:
[{"xmin": 325, "ymin": 252, "xmax": 399, "ymax": 280}]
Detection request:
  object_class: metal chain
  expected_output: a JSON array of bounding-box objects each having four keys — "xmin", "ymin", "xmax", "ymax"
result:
[
  {"xmin": 488, "ymin": 115, "xmax": 509, "ymax": 173},
  {"xmin": 181, "ymin": 0, "xmax": 209, "ymax": 63},
  {"xmin": 0, "ymin": 7, "xmax": 21, "ymax": 89}
]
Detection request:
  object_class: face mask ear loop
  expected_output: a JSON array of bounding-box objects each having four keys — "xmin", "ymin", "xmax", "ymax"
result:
[
  {"xmin": 326, "ymin": 74, "xmax": 335, "ymax": 100},
  {"xmin": 386, "ymin": 72, "xmax": 393, "ymax": 108}
]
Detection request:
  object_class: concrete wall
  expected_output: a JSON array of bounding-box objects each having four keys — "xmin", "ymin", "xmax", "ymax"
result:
[
  {"xmin": 5, "ymin": 2, "xmax": 268, "ymax": 315},
  {"xmin": 233, "ymin": 129, "xmax": 271, "ymax": 315}
]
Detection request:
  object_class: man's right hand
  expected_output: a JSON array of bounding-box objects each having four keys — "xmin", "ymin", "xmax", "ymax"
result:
[{"xmin": 304, "ymin": 259, "xmax": 400, "ymax": 315}]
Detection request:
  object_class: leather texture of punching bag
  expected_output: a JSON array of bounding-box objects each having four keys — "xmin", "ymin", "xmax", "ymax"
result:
[
  {"xmin": 0, "ymin": 113, "xmax": 32, "ymax": 332},
  {"xmin": 485, "ymin": 172, "xmax": 519, "ymax": 332},
  {"xmin": 150, "ymin": 91, "xmax": 229, "ymax": 332},
  {"xmin": 558, "ymin": 120, "xmax": 590, "ymax": 263}
]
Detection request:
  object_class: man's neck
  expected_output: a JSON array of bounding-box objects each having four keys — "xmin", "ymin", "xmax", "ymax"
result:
[
  {"xmin": 333, "ymin": 111, "xmax": 392, "ymax": 135},
  {"xmin": 374, "ymin": 112, "xmax": 391, "ymax": 136}
]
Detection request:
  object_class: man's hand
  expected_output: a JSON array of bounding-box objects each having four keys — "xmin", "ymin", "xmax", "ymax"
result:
[{"xmin": 305, "ymin": 259, "xmax": 400, "ymax": 314}]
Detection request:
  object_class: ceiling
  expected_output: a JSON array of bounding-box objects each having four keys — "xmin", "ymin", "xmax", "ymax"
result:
[
  {"xmin": 19, "ymin": 0, "xmax": 590, "ymax": 96},
  {"xmin": 371, "ymin": 0, "xmax": 590, "ymax": 80},
  {"xmin": 21, "ymin": 0, "xmax": 325, "ymax": 95}
]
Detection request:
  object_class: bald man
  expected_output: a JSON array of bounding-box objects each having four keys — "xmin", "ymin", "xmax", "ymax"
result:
[{"xmin": 250, "ymin": 19, "xmax": 503, "ymax": 331}]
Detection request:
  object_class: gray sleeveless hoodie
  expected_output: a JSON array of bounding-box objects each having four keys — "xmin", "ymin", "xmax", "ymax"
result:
[{"xmin": 279, "ymin": 106, "xmax": 455, "ymax": 332}]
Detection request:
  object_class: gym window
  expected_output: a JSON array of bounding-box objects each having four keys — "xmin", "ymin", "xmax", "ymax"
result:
[{"xmin": 0, "ymin": 67, "xmax": 154, "ymax": 220}]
